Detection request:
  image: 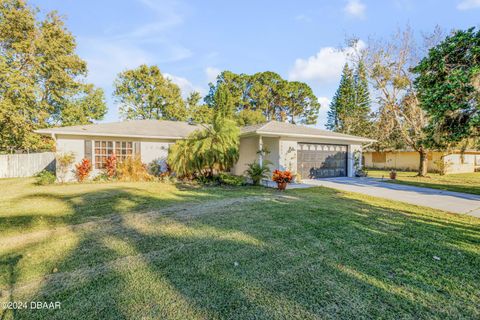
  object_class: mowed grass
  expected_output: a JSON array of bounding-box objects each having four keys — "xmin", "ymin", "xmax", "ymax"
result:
[
  {"xmin": 1, "ymin": 178, "xmax": 479, "ymax": 319},
  {"xmin": 367, "ymin": 169, "xmax": 480, "ymax": 195}
]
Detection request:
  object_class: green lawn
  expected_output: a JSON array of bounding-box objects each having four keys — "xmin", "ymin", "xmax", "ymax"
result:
[
  {"xmin": 367, "ymin": 169, "xmax": 480, "ymax": 195},
  {"xmin": 1, "ymin": 178, "xmax": 479, "ymax": 319}
]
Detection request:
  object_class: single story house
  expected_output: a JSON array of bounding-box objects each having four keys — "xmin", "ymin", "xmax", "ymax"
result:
[
  {"xmin": 36, "ymin": 120, "xmax": 374, "ymax": 181},
  {"xmin": 363, "ymin": 150, "xmax": 480, "ymax": 174}
]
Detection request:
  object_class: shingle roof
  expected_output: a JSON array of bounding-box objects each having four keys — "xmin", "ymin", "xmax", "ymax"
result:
[
  {"xmin": 35, "ymin": 120, "xmax": 203, "ymax": 139},
  {"xmin": 36, "ymin": 120, "xmax": 375, "ymax": 143},
  {"xmin": 241, "ymin": 121, "xmax": 375, "ymax": 142}
]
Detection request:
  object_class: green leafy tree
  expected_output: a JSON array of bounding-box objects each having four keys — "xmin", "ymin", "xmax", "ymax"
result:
[
  {"xmin": 205, "ymin": 70, "xmax": 320, "ymax": 125},
  {"xmin": 249, "ymin": 71, "xmax": 285, "ymax": 121},
  {"xmin": 186, "ymin": 91, "xmax": 214, "ymax": 124},
  {"xmin": 236, "ymin": 109, "xmax": 266, "ymax": 126},
  {"xmin": 283, "ymin": 81, "xmax": 320, "ymax": 124},
  {"xmin": 168, "ymin": 114, "xmax": 240, "ymax": 178},
  {"xmin": 413, "ymin": 27, "xmax": 480, "ymax": 147},
  {"xmin": 365, "ymin": 28, "xmax": 431, "ymax": 176},
  {"xmin": 0, "ymin": 0, "xmax": 106, "ymax": 152},
  {"xmin": 114, "ymin": 64, "xmax": 187, "ymax": 121}
]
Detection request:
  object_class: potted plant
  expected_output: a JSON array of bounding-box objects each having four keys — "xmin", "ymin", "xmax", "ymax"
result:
[
  {"xmin": 272, "ymin": 169, "xmax": 293, "ymax": 191},
  {"xmin": 389, "ymin": 169, "xmax": 397, "ymax": 180}
]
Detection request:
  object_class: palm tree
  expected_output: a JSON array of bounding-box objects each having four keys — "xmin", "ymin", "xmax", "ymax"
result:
[{"xmin": 168, "ymin": 115, "xmax": 240, "ymax": 178}]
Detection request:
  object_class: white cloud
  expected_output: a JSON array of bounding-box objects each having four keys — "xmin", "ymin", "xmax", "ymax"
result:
[
  {"xmin": 205, "ymin": 67, "xmax": 221, "ymax": 83},
  {"xmin": 288, "ymin": 40, "xmax": 365, "ymax": 84},
  {"xmin": 344, "ymin": 0, "xmax": 366, "ymax": 18},
  {"xmin": 457, "ymin": 0, "xmax": 480, "ymax": 10},
  {"xmin": 164, "ymin": 73, "xmax": 204, "ymax": 97}
]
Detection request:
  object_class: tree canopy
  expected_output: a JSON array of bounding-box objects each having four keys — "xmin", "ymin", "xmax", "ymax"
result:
[
  {"xmin": 413, "ymin": 27, "xmax": 480, "ymax": 148},
  {"xmin": 0, "ymin": 0, "xmax": 107, "ymax": 152},
  {"xmin": 204, "ymin": 71, "xmax": 320, "ymax": 125},
  {"xmin": 167, "ymin": 114, "xmax": 240, "ymax": 178},
  {"xmin": 114, "ymin": 64, "xmax": 188, "ymax": 121},
  {"xmin": 327, "ymin": 62, "xmax": 372, "ymax": 137},
  {"xmin": 364, "ymin": 29, "xmax": 432, "ymax": 175}
]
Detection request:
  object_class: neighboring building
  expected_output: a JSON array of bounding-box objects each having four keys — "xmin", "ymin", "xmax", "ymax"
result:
[
  {"xmin": 363, "ymin": 150, "xmax": 480, "ymax": 174},
  {"xmin": 36, "ymin": 120, "xmax": 374, "ymax": 182}
]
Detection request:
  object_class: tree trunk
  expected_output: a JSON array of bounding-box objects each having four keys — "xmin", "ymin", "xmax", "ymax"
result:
[{"xmin": 418, "ymin": 148, "xmax": 428, "ymax": 177}]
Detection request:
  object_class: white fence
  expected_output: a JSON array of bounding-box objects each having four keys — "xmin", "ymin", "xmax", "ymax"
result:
[{"xmin": 0, "ymin": 152, "xmax": 55, "ymax": 178}]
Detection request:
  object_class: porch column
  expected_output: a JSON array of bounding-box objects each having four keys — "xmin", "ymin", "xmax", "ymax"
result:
[{"xmin": 258, "ymin": 135, "xmax": 263, "ymax": 166}]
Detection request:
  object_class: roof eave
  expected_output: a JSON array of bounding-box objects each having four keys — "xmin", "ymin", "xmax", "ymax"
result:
[
  {"xmin": 34, "ymin": 129, "xmax": 186, "ymax": 140},
  {"xmin": 242, "ymin": 130, "xmax": 375, "ymax": 143}
]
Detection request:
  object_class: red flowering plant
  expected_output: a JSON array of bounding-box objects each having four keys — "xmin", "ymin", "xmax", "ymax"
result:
[
  {"xmin": 75, "ymin": 158, "xmax": 92, "ymax": 182},
  {"xmin": 105, "ymin": 154, "xmax": 117, "ymax": 179},
  {"xmin": 272, "ymin": 170, "xmax": 293, "ymax": 183}
]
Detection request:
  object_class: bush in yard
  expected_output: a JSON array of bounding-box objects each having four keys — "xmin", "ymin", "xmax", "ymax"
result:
[
  {"xmin": 93, "ymin": 172, "xmax": 109, "ymax": 182},
  {"xmin": 104, "ymin": 154, "xmax": 117, "ymax": 179},
  {"xmin": 75, "ymin": 158, "xmax": 92, "ymax": 182},
  {"xmin": 148, "ymin": 158, "xmax": 169, "ymax": 177},
  {"xmin": 168, "ymin": 115, "xmax": 240, "ymax": 179},
  {"xmin": 117, "ymin": 156, "xmax": 152, "ymax": 181},
  {"xmin": 245, "ymin": 161, "xmax": 271, "ymax": 186},
  {"xmin": 56, "ymin": 152, "xmax": 75, "ymax": 183},
  {"xmin": 218, "ymin": 172, "xmax": 246, "ymax": 186},
  {"xmin": 36, "ymin": 170, "xmax": 56, "ymax": 185}
]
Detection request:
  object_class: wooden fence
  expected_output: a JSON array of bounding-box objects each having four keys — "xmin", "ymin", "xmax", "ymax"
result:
[{"xmin": 0, "ymin": 152, "xmax": 55, "ymax": 178}]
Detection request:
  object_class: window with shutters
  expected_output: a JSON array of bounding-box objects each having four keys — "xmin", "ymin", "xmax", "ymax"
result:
[{"xmin": 94, "ymin": 141, "xmax": 134, "ymax": 169}]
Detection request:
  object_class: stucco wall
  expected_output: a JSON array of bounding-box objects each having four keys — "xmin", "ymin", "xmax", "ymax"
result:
[
  {"xmin": 55, "ymin": 135, "xmax": 175, "ymax": 181},
  {"xmin": 231, "ymin": 136, "xmax": 259, "ymax": 176},
  {"xmin": 263, "ymin": 137, "xmax": 280, "ymax": 172},
  {"xmin": 279, "ymin": 139, "xmax": 297, "ymax": 172},
  {"xmin": 444, "ymin": 154, "xmax": 477, "ymax": 174},
  {"xmin": 56, "ymin": 135, "xmax": 85, "ymax": 182},
  {"xmin": 363, "ymin": 151, "xmax": 478, "ymax": 173},
  {"xmin": 141, "ymin": 141, "xmax": 172, "ymax": 170}
]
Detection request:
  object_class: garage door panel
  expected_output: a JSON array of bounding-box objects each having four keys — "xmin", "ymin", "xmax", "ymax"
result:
[{"xmin": 297, "ymin": 143, "xmax": 347, "ymax": 179}]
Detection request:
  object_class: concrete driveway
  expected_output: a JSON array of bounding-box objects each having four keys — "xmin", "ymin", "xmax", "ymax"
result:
[{"xmin": 301, "ymin": 177, "xmax": 480, "ymax": 217}]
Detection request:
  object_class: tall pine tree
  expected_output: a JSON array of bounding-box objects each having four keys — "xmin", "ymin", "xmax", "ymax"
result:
[
  {"xmin": 327, "ymin": 62, "xmax": 372, "ymax": 136},
  {"xmin": 327, "ymin": 64, "xmax": 355, "ymax": 132},
  {"xmin": 352, "ymin": 61, "xmax": 373, "ymax": 136}
]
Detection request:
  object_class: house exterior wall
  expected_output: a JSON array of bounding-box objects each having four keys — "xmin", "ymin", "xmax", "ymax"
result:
[
  {"xmin": 279, "ymin": 139, "xmax": 297, "ymax": 172},
  {"xmin": 231, "ymin": 136, "xmax": 259, "ymax": 176},
  {"xmin": 55, "ymin": 133, "xmax": 368, "ymax": 181},
  {"xmin": 55, "ymin": 134, "xmax": 175, "ymax": 181},
  {"xmin": 363, "ymin": 151, "xmax": 479, "ymax": 174},
  {"xmin": 263, "ymin": 137, "xmax": 280, "ymax": 172},
  {"xmin": 56, "ymin": 135, "xmax": 85, "ymax": 182}
]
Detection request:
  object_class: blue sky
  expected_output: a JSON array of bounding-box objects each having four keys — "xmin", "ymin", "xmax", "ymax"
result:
[{"xmin": 32, "ymin": 0, "xmax": 480, "ymax": 127}]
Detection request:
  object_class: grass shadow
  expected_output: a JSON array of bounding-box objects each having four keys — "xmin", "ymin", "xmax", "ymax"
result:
[{"xmin": 2, "ymin": 182, "xmax": 480, "ymax": 318}]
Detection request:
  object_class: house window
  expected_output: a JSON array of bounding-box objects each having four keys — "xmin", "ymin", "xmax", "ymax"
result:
[
  {"xmin": 372, "ymin": 152, "xmax": 386, "ymax": 163},
  {"xmin": 94, "ymin": 141, "xmax": 133, "ymax": 169}
]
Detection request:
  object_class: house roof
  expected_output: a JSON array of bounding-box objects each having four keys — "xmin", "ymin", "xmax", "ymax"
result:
[
  {"xmin": 36, "ymin": 119, "xmax": 375, "ymax": 143},
  {"xmin": 241, "ymin": 121, "xmax": 375, "ymax": 143},
  {"xmin": 35, "ymin": 120, "xmax": 203, "ymax": 139}
]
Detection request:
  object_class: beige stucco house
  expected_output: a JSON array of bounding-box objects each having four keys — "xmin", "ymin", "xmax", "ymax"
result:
[
  {"xmin": 36, "ymin": 120, "xmax": 374, "ymax": 182},
  {"xmin": 363, "ymin": 150, "xmax": 480, "ymax": 174}
]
